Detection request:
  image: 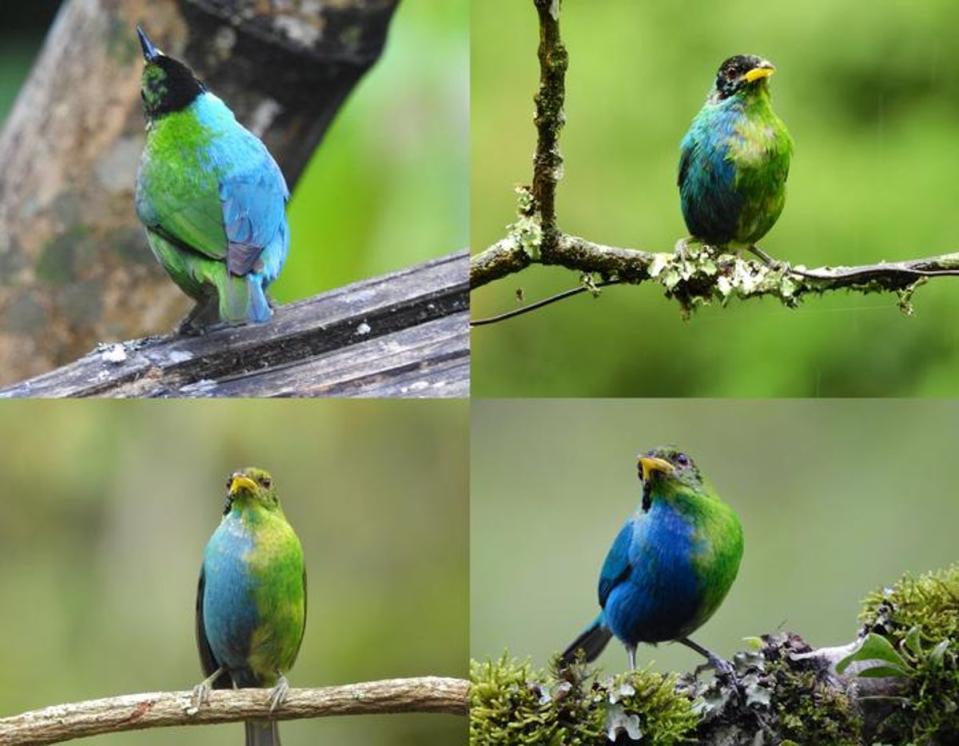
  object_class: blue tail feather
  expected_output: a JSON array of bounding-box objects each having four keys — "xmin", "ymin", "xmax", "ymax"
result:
[{"xmin": 560, "ymin": 614, "xmax": 613, "ymax": 665}]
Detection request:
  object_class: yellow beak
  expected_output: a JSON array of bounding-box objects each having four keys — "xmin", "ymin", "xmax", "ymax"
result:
[
  {"xmin": 742, "ymin": 65, "xmax": 775, "ymax": 83},
  {"xmin": 229, "ymin": 475, "xmax": 258, "ymax": 496},
  {"xmin": 638, "ymin": 456, "xmax": 675, "ymax": 483}
]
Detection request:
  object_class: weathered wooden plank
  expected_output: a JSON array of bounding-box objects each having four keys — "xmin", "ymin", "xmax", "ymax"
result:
[{"xmin": 0, "ymin": 251, "xmax": 469, "ymax": 399}]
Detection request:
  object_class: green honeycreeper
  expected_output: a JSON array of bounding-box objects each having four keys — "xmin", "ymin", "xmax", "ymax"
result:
[
  {"xmin": 678, "ymin": 55, "xmax": 793, "ymax": 263},
  {"xmin": 561, "ymin": 448, "xmax": 743, "ymax": 674},
  {"xmin": 135, "ymin": 27, "xmax": 290, "ymax": 333},
  {"xmin": 195, "ymin": 468, "xmax": 306, "ymax": 746}
]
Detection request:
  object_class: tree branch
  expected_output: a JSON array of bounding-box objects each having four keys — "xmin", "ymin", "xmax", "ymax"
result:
[
  {"xmin": 0, "ymin": 677, "xmax": 468, "ymax": 745},
  {"xmin": 469, "ymin": 0, "xmax": 959, "ymax": 319},
  {"xmin": 0, "ymin": 251, "xmax": 469, "ymax": 399},
  {"xmin": 531, "ymin": 0, "xmax": 567, "ymax": 256},
  {"xmin": 472, "ymin": 232, "xmax": 959, "ymax": 319}
]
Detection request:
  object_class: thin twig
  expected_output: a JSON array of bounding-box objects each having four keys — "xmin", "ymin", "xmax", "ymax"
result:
[
  {"xmin": 471, "ymin": 279, "xmax": 622, "ymax": 326},
  {"xmin": 0, "ymin": 677, "xmax": 468, "ymax": 745}
]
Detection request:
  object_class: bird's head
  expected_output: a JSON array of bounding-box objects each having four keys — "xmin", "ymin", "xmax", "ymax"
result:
[
  {"xmin": 137, "ymin": 26, "xmax": 205, "ymax": 119},
  {"xmin": 713, "ymin": 54, "xmax": 776, "ymax": 101},
  {"xmin": 637, "ymin": 446, "xmax": 705, "ymax": 511},
  {"xmin": 224, "ymin": 467, "xmax": 280, "ymax": 515}
]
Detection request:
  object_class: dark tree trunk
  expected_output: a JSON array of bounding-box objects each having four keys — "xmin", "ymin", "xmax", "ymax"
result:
[{"xmin": 0, "ymin": 0, "xmax": 399, "ymax": 385}]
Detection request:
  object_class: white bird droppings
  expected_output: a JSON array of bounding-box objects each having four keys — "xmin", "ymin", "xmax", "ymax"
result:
[{"xmin": 101, "ymin": 344, "xmax": 127, "ymax": 364}]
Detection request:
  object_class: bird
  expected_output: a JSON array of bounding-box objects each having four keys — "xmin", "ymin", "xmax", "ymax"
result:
[
  {"xmin": 194, "ymin": 467, "xmax": 306, "ymax": 746},
  {"xmin": 561, "ymin": 447, "xmax": 743, "ymax": 675},
  {"xmin": 678, "ymin": 54, "xmax": 793, "ymax": 265},
  {"xmin": 134, "ymin": 26, "xmax": 290, "ymax": 333}
]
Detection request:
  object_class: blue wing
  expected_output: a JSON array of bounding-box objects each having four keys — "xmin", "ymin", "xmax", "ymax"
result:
[
  {"xmin": 220, "ymin": 148, "xmax": 289, "ymax": 277},
  {"xmin": 598, "ymin": 519, "xmax": 633, "ymax": 608}
]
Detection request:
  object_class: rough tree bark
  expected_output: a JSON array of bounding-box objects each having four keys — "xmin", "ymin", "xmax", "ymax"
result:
[
  {"xmin": 0, "ymin": 0, "xmax": 398, "ymax": 385},
  {"xmin": 0, "ymin": 250, "xmax": 468, "ymax": 398}
]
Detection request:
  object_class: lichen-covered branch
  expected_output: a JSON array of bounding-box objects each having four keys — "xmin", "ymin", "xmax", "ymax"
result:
[
  {"xmin": 469, "ymin": 0, "xmax": 959, "ymax": 319},
  {"xmin": 471, "ymin": 564, "xmax": 959, "ymax": 745},
  {"xmin": 531, "ymin": 0, "xmax": 567, "ymax": 256},
  {"xmin": 0, "ymin": 677, "xmax": 468, "ymax": 745},
  {"xmin": 472, "ymin": 230, "xmax": 959, "ymax": 317}
]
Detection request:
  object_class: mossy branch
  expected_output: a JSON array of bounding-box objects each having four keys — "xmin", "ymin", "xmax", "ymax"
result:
[
  {"xmin": 0, "ymin": 677, "xmax": 468, "ymax": 745},
  {"xmin": 470, "ymin": 564, "xmax": 959, "ymax": 745},
  {"xmin": 469, "ymin": 0, "xmax": 959, "ymax": 323}
]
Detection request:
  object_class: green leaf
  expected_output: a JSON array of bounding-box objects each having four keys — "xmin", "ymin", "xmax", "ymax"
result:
[
  {"xmin": 856, "ymin": 665, "xmax": 910, "ymax": 678},
  {"xmin": 836, "ymin": 633, "xmax": 912, "ymax": 676},
  {"xmin": 903, "ymin": 626, "xmax": 923, "ymax": 657},
  {"xmin": 928, "ymin": 639, "xmax": 950, "ymax": 666}
]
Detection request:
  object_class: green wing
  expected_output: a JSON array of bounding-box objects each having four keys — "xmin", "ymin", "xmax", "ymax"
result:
[{"xmin": 136, "ymin": 155, "xmax": 228, "ymax": 263}]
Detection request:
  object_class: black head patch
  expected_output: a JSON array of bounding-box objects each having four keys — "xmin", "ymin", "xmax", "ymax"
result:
[
  {"xmin": 137, "ymin": 27, "xmax": 205, "ymax": 118},
  {"xmin": 714, "ymin": 54, "xmax": 774, "ymax": 100}
]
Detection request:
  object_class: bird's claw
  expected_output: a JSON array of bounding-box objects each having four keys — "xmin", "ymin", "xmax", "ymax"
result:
[
  {"xmin": 693, "ymin": 654, "xmax": 737, "ymax": 683},
  {"xmin": 191, "ymin": 681, "xmax": 212, "ymax": 711},
  {"xmin": 674, "ymin": 237, "xmax": 695, "ymax": 263},
  {"xmin": 709, "ymin": 654, "xmax": 736, "ymax": 679},
  {"xmin": 268, "ymin": 675, "xmax": 290, "ymax": 713}
]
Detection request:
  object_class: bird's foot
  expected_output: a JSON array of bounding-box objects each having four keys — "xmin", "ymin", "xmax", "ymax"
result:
[
  {"xmin": 706, "ymin": 653, "xmax": 736, "ymax": 680},
  {"xmin": 675, "ymin": 237, "xmax": 704, "ymax": 263},
  {"xmin": 176, "ymin": 297, "xmax": 221, "ymax": 336},
  {"xmin": 190, "ymin": 667, "xmax": 225, "ymax": 712},
  {"xmin": 268, "ymin": 675, "xmax": 290, "ymax": 713}
]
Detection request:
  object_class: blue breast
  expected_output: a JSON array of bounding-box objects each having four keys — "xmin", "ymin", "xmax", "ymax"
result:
[
  {"xmin": 603, "ymin": 501, "xmax": 705, "ymax": 645},
  {"xmin": 679, "ymin": 98, "xmax": 745, "ymax": 245},
  {"xmin": 202, "ymin": 514, "xmax": 261, "ymax": 678}
]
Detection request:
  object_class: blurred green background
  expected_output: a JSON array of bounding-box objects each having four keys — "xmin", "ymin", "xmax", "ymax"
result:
[
  {"xmin": 472, "ymin": 399, "xmax": 959, "ymax": 674},
  {"xmin": 472, "ymin": 1, "xmax": 959, "ymax": 397},
  {"xmin": 0, "ymin": 0, "xmax": 468, "ymax": 300},
  {"xmin": 0, "ymin": 400, "xmax": 468, "ymax": 745}
]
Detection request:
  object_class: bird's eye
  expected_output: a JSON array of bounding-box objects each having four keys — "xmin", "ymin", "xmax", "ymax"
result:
[
  {"xmin": 260, "ymin": 477, "xmax": 272, "ymax": 488},
  {"xmin": 675, "ymin": 453, "xmax": 689, "ymax": 466}
]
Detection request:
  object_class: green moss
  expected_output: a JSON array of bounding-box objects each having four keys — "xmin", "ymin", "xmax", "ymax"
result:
[
  {"xmin": 767, "ymin": 660, "xmax": 861, "ymax": 745},
  {"xmin": 469, "ymin": 654, "xmax": 698, "ymax": 745},
  {"xmin": 858, "ymin": 564, "xmax": 959, "ymax": 744}
]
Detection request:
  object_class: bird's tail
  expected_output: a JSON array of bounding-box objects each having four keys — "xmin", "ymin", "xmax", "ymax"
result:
[
  {"xmin": 245, "ymin": 719, "xmax": 280, "ymax": 746},
  {"xmin": 560, "ymin": 614, "xmax": 613, "ymax": 666},
  {"xmin": 213, "ymin": 272, "xmax": 273, "ymax": 325}
]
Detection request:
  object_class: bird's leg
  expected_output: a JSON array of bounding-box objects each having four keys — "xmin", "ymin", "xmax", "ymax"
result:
[
  {"xmin": 679, "ymin": 637, "xmax": 735, "ymax": 679},
  {"xmin": 626, "ymin": 645, "xmax": 637, "ymax": 672},
  {"xmin": 177, "ymin": 296, "xmax": 219, "ymax": 336},
  {"xmin": 191, "ymin": 666, "xmax": 226, "ymax": 710},
  {"xmin": 674, "ymin": 237, "xmax": 693, "ymax": 263},
  {"xmin": 268, "ymin": 674, "xmax": 290, "ymax": 713},
  {"xmin": 746, "ymin": 244, "xmax": 786, "ymax": 270}
]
